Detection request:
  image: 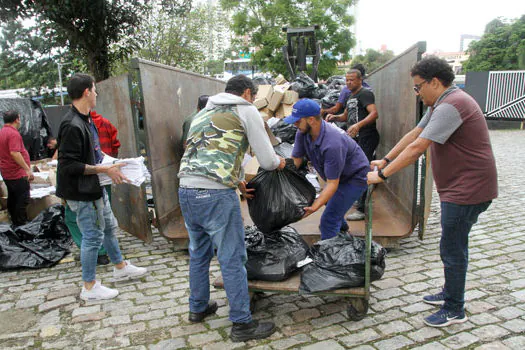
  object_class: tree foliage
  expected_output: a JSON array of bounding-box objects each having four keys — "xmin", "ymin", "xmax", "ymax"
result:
[
  {"xmin": 220, "ymin": 0, "xmax": 355, "ymax": 79},
  {"xmin": 0, "ymin": 0, "xmax": 151, "ymax": 81},
  {"xmin": 138, "ymin": 1, "xmax": 211, "ymax": 73},
  {"xmin": 351, "ymin": 49, "xmax": 395, "ymax": 74},
  {"xmin": 463, "ymin": 15, "xmax": 525, "ymax": 72}
]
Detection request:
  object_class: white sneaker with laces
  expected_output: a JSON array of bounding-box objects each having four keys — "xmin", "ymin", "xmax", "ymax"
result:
[
  {"xmin": 113, "ymin": 260, "xmax": 148, "ymax": 280},
  {"xmin": 80, "ymin": 281, "xmax": 119, "ymax": 301}
]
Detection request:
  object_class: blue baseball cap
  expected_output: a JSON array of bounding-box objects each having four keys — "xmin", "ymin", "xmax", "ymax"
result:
[{"xmin": 283, "ymin": 99, "xmax": 321, "ymax": 124}]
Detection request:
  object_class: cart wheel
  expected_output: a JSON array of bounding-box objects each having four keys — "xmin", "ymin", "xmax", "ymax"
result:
[{"xmin": 347, "ymin": 299, "xmax": 368, "ymax": 321}]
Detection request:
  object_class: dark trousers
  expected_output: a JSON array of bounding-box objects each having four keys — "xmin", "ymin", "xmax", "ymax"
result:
[
  {"xmin": 440, "ymin": 200, "xmax": 491, "ymax": 312},
  {"xmin": 356, "ymin": 130, "xmax": 380, "ymax": 212},
  {"xmin": 4, "ymin": 177, "xmax": 30, "ymax": 226}
]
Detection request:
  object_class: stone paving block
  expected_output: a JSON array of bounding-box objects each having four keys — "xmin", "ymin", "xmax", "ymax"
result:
[
  {"xmin": 40, "ymin": 325, "xmax": 61, "ymax": 338},
  {"xmin": 472, "ymin": 325, "xmax": 511, "ymax": 341},
  {"xmin": 281, "ymin": 323, "xmax": 314, "ymax": 337},
  {"xmin": 115, "ymin": 322, "xmax": 147, "ymax": 336},
  {"xmin": 148, "ymin": 338, "xmax": 186, "ymax": 350},
  {"xmin": 71, "ymin": 305, "xmax": 101, "ymax": 318},
  {"xmin": 133, "ymin": 310, "xmax": 165, "ymax": 321},
  {"xmin": 309, "ymin": 324, "xmax": 346, "ymax": 340},
  {"xmin": 38, "ymin": 296, "xmax": 77, "ymax": 312},
  {"xmin": 372, "ymin": 278, "xmax": 405, "ymax": 289},
  {"xmin": 102, "ymin": 314, "xmax": 131, "ymax": 327},
  {"xmin": 268, "ymin": 334, "xmax": 310, "ymax": 349},
  {"xmin": 510, "ymin": 289, "xmax": 525, "ymax": 301},
  {"xmin": 502, "ymin": 335, "xmax": 525, "ymax": 349},
  {"xmin": 494, "ymin": 306, "xmax": 525, "ymax": 320},
  {"xmin": 15, "ymin": 296, "xmax": 45, "ymax": 309},
  {"xmin": 411, "ymin": 341, "xmax": 451, "ymax": 350},
  {"xmin": 371, "ymin": 298, "xmax": 407, "ymax": 312},
  {"xmin": 84, "ymin": 327, "xmax": 115, "ymax": 342},
  {"xmin": 292, "ymin": 308, "xmax": 321, "ymax": 322},
  {"xmin": 469, "ymin": 313, "xmax": 503, "ymax": 325},
  {"xmin": 148, "ymin": 316, "xmax": 180, "ymax": 329},
  {"xmin": 374, "ymin": 335, "xmax": 414, "ymax": 350},
  {"xmin": 318, "ymin": 302, "xmax": 346, "ymax": 315},
  {"xmin": 169, "ymin": 323, "xmax": 207, "ymax": 338},
  {"xmin": 188, "ymin": 331, "xmax": 223, "ymax": 347},
  {"xmin": 206, "ymin": 317, "xmax": 231, "ymax": 329},
  {"xmin": 376, "ymin": 320, "xmax": 413, "ymax": 335},
  {"xmin": 71, "ymin": 312, "xmax": 107, "ymax": 323},
  {"xmin": 407, "ymin": 327, "xmax": 443, "ymax": 342},
  {"xmin": 474, "ymin": 341, "xmax": 512, "ymax": 350},
  {"xmin": 300, "ymin": 339, "xmax": 345, "ymax": 350},
  {"xmin": 501, "ymin": 318, "xmax": 525, "ymax": 333},
  {"xmin": 202, "ymin": 339, "xmax": 246, "ymax": 350},
  {"xmin": 310, "ymin": 312, "xmax": 346, "ymax": 328},
  {"xmin": 373, "ymin": 287, "xmax": 407, "ymax": 300},
  {"xmin": 441, "ymin": 332, "xmax": 480, "ymax": 349},
  {"xmin": 339, "ymin": 328, "xmax": 380, "ymax": 347}
]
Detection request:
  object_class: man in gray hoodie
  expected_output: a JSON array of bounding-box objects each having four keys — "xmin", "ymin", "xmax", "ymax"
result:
[{"xmin": 178, "ymin": 75, "xmax": 285, "ymax": 342}]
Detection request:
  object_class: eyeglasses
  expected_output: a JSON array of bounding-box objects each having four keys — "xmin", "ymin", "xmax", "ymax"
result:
[{"xmin": 413, "ymin": 80, "xmax": 428, "ymax": 93}]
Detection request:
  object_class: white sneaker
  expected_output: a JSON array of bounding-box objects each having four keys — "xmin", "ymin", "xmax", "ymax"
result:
[
  {"xmin": 113, "ymin": 260, "xmax": 148, "ymax": 280},
  {"xmin": 346, "ymin": 211, "xmax": 365, "ymax": 221},
  {"xmin": 80, "ymin": 281, "xmax": 119, "ymax": 301}
]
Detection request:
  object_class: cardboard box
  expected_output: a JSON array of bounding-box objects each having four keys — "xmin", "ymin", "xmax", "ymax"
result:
[
  {"xmin": 27, "ymin": 195, "xmax": 62, "ymax": 220},
  {"xmin": 0, "ymin": 210, "xmax": 9, "ymax": 223},
  {"xmin": 283, "ymin": 90, "xmax": 299, "ymax": 105},
  {"xmin": 259, "ymin": 107, "xmax": 274, "ymax": 121},
  {"xmin": 256, "ymin": 85, "xmax": 273, "ymax": 102},
  {"xmin": 275, "ymin": 74, "xmax": 288, "ymax": 85},
  {"xmin": 275, "ymin": 104, "xmax": 294, "ymax": 119},
  {"xmin": 264, "ymin": 121, "xmax": 280, "ymax": 146},
  {"xmin": 267, "ymin": 89, "xmax": 285, "ymax": 112},
  {"xmin": 253, "ymin": 98, "xmax": 268, "ymax": 110},
  {"xmin": 244, "ymin": 156, "xmax": 260, "ymax": 182}
]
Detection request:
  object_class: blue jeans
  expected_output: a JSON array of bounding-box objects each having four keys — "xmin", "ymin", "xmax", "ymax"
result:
[
  {"xmin": 440, "ymin": 200, "xmax": 491, "ymax": 312},
  {"xmin": 179, "ymin": 187, "xmax": 251, "ymax": 323},
  {"xmin": 320, "ymin": 182, "xmax": 367, "ymax": 240},
  {"xmin": 67, "ymin": 189, "xmax": 124, "ymax": 282}
]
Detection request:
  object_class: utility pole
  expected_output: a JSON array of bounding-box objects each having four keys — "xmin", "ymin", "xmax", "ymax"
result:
[{"xmin": 57, "ymin": 62, "xmax": 64, "ymax": 106}]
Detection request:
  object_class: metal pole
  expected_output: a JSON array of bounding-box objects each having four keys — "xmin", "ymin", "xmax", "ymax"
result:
[{"xmin": 57, "ymin": 62, "xmax": 64, "ymax": 106}]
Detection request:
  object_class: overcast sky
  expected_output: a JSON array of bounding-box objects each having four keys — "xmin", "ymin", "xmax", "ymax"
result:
[{"xmin": 353, "ymin": 0, "xmax": 524, "ymax": 55}]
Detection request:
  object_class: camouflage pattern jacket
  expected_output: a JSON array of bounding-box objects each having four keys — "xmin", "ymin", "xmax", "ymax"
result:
[{"xmin": 178, "ymin": 93, "xmax": 280, "ymax": 189}]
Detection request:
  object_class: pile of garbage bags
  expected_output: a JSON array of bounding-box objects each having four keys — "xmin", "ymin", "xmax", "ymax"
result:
[
  {"xmin": 288, "ymin": 73, "xmax": 345, "ymax": 108},
  {"xmin": 299, "ymin": 232, "xmax": 387, "ymax": 294},
  {"xmin": 247, "ymin": 159, "xmax": 315, "ymax": 234},
  {"xmin": 270, "ymin": 120, "xmax": 298, "ymax": 144},
  {"xmin": 0, "ymin": 204, "xmax": 72, "ymax": 270},
  {"xmin": 245, "ymin": 225, "xmax": 309, "ymax": 281}
]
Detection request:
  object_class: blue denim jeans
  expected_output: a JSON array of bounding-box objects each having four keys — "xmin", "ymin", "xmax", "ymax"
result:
[
  {"xmin": 440, "ymin": 200, "xmax": 491, "ymax": 312},
  {"xmin": 67, "ymin": 189, "xmax": 123, "ymax": 282},
  {"xmin": 179, "ymin": 187, "xmax": 251, "ymax": 323},
  {"xmin": 320, "ymin": 182, "xmax": 368, "ymax": 240}
]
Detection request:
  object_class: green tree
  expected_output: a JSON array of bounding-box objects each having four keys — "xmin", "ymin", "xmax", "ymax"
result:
[
  {"xmin": 1, "ymin": 0, "xmax": 151, "ymax": 81},
  {"xmin": 463, "ymin": 15, "xmax": 525, "ymax": 72},
  {"xmin": 351, "ymin": 48, "xmax": 395, "ymax": 73},
  {"xmin": 0, "ymin": 19, "xmax": 86, "ymax": 101},
  {"xmin": 220, "ymin": 0, "xmax": 355, "ymax": 79},
  {"xmin": 138, "ymin": 1, "xmax": 208, "ymax": 72}
]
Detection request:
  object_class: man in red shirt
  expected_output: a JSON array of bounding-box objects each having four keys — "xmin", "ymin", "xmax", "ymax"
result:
[
  {"xmin": 90, "ymin": 110, "xmax": 120, "ymax": 157},
  {"xmin": 0, "ymin": 110, "xmax": 34, "ymax": 226}
]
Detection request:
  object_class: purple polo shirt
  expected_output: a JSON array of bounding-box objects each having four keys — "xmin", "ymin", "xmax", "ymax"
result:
[
  {"xmin": 337, "ymin": 81, "xmax": 372, "ymax": 105},
  {"xmin": 291, "ymin": 121, "xmax": 369, "ymax": 186}
]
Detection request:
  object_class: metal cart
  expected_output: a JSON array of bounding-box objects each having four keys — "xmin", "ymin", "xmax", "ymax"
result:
[{"xmin": 213, "ymin": 183, "xmax": 377, "ymax": 321}]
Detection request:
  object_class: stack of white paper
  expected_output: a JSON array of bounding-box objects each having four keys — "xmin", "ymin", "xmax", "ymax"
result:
[
  {"xmin": 30, "ymin": 186, "xmax": 56, "ymax": 199},
  {"xmin": 97, "ymin": 155, "xmax": 151, "ymax": 187}
]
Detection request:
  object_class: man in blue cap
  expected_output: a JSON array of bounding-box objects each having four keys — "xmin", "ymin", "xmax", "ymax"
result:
[{"xmin": 283, "ymin": 99, "xmax": 370, "ymax": 240}]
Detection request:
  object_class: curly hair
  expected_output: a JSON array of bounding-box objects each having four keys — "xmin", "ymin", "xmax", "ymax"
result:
[
  {"xmin": 411, "ymin": 56, "xmax": 455, "ymax": 87},
  {"xmin": 225, "ymin": 75, "xmax": 258, "ymax": 97}
]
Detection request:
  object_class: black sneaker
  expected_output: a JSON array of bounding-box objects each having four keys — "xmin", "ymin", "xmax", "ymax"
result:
[
  {"xmin": 188, "ymin": 300, "xmax": 218, "ymax": 323},
  {"xmin": 230, "ymin": 320, "xmax": 276, "ymax": 342},
  {"xmin": 97, "ymin": 255, "xmax": 111, "ymax": 265}
]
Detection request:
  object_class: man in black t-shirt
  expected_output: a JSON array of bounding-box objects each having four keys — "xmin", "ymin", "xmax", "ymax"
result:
[{"xmin": 327, "ymin": 69, "xmax": 379, "ymax": 220}]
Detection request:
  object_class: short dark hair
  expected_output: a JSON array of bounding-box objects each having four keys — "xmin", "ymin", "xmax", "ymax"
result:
[
  {"xmin": 197, "ymin": 95, "xmax": 209, "ymax": 110},
  {"xmin": 351, "ymin": 63, "xmax": 366, "ymax": 77},
  {"xmin": 225, "ymin": 75, "xmax": 257, "ymax": 97},
  {"xmin": 3, "ymin": 110, "xmax": 20, "ymax": 124},
  {"xmin": 411, "ymin": 56, "xmax": 455, "ymax": 87},
  {"xmin": 346, "ymin": 69, "xmax": 362, "ymax": 79},
  {"xmin": 67, "ymin": 73, "xmax": 95, "ymax": 100}
]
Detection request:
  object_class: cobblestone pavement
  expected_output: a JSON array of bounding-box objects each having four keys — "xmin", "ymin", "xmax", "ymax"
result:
[{"xmin": 1, "ymin": 130, "xmax": 524, "ymax": 350}]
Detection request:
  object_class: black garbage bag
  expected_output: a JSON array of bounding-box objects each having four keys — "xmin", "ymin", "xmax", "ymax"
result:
[
  {"xmin": 247, "ymin": 159, "xmax": 316, "ymax": 233},
  {"xmin": 299, "ymin": 232, "xmax": 386, "ymax": 294},
  {"xmin": 245, "ymin": 225, "xmax": 309, "ymax": 281},
  {"xmin": 327, "ymin": 78, "xmax": 346, "ymax": 91},
  {"xmin": 271, "ymin": 119, "xmax": 298, "ymax": 144},
  {"xmin": 273, "ymin": 142, "xmax": 294, "ymax": 158},
  {"xmin": 0, "ymin": 204, "xmax": 72, "ymax": 270},
  {"xmin": 321, "ymin": 90, "xmax": 342, "ymax": 110},
  {"xmin": 253, "ymin": 77, "xmax": 275, "ymax": 86},
  {"xmin": 326, "ymin": 75, "xmax": 344, "ymax": 85},
  {"xmin": 290, "ymin": 72, "xmax": 318, "ymax": 98},
  {"xmin": 312, "ymin": 88, "xmax": 329, "ymax": 100}
]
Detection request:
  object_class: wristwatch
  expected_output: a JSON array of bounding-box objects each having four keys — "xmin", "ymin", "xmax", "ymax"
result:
[{"xmin": 378, "ymin": 169, "xmax": 388, "ymax": 181}]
